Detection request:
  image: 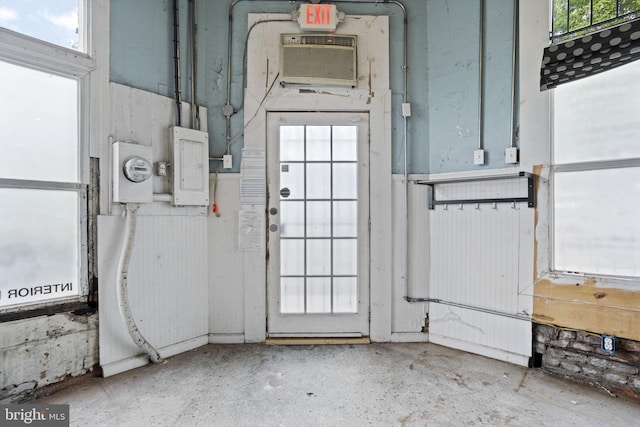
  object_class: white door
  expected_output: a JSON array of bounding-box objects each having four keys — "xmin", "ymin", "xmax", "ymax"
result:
[{"xmin": 267, "ymin": 112, "xmax": 370, "ymax": 337}]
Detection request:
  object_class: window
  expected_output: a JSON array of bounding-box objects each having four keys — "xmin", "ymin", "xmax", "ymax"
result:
[
  {"xmin": 552, "ymin": 0, "xmax": 640, "ymax": 41},
  {"xmin": 552, "ymin": 59, "xmax": 640, "ymax": 277},
  {"xmin": 0, "ymin": 0, "xmax": 82, "ymax": 50},
  {"xmin": 0, "ymin": 0, "xmax": 94, "ymax": 312}
]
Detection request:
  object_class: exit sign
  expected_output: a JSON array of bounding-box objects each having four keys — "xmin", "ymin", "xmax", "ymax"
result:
[{"xmin": 298, "ymin": 3, "xmax": 339, "ymax": 32}]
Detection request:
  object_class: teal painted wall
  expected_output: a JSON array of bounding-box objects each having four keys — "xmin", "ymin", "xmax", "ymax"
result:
[{"xmin": 110, "ymin": 0, "xmax": 516, "ymax": 174}]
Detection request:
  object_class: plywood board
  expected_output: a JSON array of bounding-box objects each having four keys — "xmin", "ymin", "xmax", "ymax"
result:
[{"xmin": 533, "ymin": 278, "xmax": 640, "ymax": 341}]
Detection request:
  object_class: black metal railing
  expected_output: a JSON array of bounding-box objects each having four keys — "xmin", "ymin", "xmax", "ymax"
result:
[{"xmin": 551, "ymin": 0, "xmax": 640, "ymax": 41}]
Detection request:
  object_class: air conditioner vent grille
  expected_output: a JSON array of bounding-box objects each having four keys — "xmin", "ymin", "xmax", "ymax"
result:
[
  {"xmin": 282, "ymin": 34, "xmax": 356, "ymax": 48},
  {"xmin": 280, "ymin": 34, "xmax": 357, "ymax": 87}
]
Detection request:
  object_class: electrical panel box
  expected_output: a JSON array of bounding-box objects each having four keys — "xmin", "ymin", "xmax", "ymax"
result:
[
  {"xmin": 170, "ymin": 126, "xmax": 209, "ymax": 206},
  {"xmin": 112, "ymin": 142, "xmax": 153, "ymax": 203}
]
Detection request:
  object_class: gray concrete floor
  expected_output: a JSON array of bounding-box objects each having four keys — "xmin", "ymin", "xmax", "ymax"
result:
[{"xmin": 37, "ymin": 343, "xmax": 639, "ymax": 426}]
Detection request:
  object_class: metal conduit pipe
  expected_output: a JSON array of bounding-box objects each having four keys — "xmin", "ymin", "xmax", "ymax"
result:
[
  {"xmin": 226, "ymin": 0, "xmax": 408, "ymax": 150},
  {"xmin": 116, "ymin": 204, "xmax": 163, "ymax": 364},
  {"xmin": 509, "ymin": 0, "xmax": 518, "ymax": 148},
  {"xmin": 405, "ymin": 296, "xmax": 531, "ymax": 322},
  {"xmin": 225, "ymin": 0, "xmax": 411, "ymax": 299},
  {"xmin": 173, "ymin": 0, "xmax": 182, "ymax": 127}
]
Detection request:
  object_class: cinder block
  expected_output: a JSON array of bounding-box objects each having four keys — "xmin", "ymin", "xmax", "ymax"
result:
[
  {"xmin": 543, "ymin": 356, "xmax": 561, "ymax": 368},
  {"xmin": 564, "ymin": 353, "xmax": 588, "ymax": 364},
  {"xmin": 560, "ymin": 361, "xmax": 582, "ymax": 374},
  {"xmin": 581, "ymin": 366, "xmax": 603, "ymax": 378},
  {"xmin": 550, "ymin": 339, "xmax": 570, "ymax": 348},
  {"xmin": 603, "ymin": 372, "xmax": 628, "ymax": 385},
  {"xmin": 569, "ymin": 342, "xmax": 596, "ymax": 353},
  {"xmin": 576, "ymin": 332, "xmax": 602, "ymax": 345},
  {"xmin": 558, "ymin": 330, "xmax": 576, "ymax": 340},
  {"xmin": 619, "ymin": 339, "xmax": 640, "ymax": 353},
  {"xmin": 607, "ymin": 361, "xmax": 639, "ymax": 376},
  {"xmin": 589, "ymin": 357, "xmax": 610, "ymax": 368}
]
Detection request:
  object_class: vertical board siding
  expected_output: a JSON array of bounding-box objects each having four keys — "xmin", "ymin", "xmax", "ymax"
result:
[
  {"xmin": 429, "ymin": 178, "xmax": 531, "ymax": 360},
  {"xmin": 98, "ymin": 215, "xmax": 208, "ymax": 369}
]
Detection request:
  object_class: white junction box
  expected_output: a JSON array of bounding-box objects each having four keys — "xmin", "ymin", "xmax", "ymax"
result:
[
  {"xmin": 112, "ymin": 141, "xmax": 153, "ymax": 203},
  {"xmin": 170, "ymin": 126, "xmax": 209, "ymax": 206},
  {"xmin": 474, "ymin": 149, "xmax": 485, "ymax": 166},
  {"xmin": 505, "ymin": 147, "xmax": 519, "ymax": 164}
]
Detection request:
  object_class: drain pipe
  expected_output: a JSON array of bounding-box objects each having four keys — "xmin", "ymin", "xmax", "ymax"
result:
[{"xmin": 116, "ymin": 204, "xmax": 163, "ymax": 363}]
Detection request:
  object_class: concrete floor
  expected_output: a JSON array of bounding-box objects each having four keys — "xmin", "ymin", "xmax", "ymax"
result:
[{"xmin": 36, "ymin": 343, "xmax": 639, "ymax": 426}]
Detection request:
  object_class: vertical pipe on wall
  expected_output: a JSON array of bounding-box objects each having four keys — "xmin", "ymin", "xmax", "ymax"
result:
[
  {"xmin": 173, "ymin": 0, "xmax": 182, "ymax": 127},
  {"xmin": 477, "ymin": 0, "xmax": 484, "ymax": 151},
  {"xmin": 510, "ymin": 0, "xmax": 518, "ymax": 148},
  {"xmin": 189, "ymin": 0, "xmax": 199, "ymax": 130}
]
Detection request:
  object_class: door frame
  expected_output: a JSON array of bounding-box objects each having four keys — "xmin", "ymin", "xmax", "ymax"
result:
[{"xmin": 241, "ymin": 13, "xmax": 392, "ymax": 343}]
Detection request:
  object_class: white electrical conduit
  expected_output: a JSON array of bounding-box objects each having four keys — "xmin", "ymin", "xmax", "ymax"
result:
[
  {"xmin": 117, "ymin": 203, "xmax": 163, "ymax": 364},
  {"xmin": 225, "ymin": 0, "xmax": 413, "ymax": 301}
]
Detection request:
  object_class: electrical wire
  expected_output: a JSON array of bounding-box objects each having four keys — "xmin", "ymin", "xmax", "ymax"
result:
[
  {"xmin": 225, "ymin": 72, "xmax": 280, "ymax": 151},
  {"xmin": 116, "ymin": 204, "xmax": 163, "ymax": 364}
]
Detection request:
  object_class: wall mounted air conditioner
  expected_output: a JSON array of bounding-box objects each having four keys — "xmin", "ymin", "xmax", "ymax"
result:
[{"xmin": 280, "ymin": 34, "xmax": 357, "ymax": 88}]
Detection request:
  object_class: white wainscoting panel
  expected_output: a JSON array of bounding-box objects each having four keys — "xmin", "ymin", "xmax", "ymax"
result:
[
  {"xmin": 428, "ymin": 176, "xmax": 532, "ymax": 363},
  {"xmin": 98, "ymin": 215, "xmax": 208, "ymax": 376}
]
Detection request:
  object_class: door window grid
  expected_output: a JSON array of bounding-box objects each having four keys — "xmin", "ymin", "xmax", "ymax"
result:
[{"xmin": 279, "ymin": 125, "xmax": 358, "ymax": 314}]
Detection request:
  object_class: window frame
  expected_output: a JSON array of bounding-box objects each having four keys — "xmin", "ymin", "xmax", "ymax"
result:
[
  {"xmin": 0, "ymin": 1, "xmax": 97, "ymax": 318},
  {"xmin": 549, "ymin": 64, "xmax": 640, "ymax": 280}
]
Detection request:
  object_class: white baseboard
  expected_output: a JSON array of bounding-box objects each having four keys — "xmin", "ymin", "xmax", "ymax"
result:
[
  {"xmin": 101, "ymin": 335, "xmax": 208, "ymax": 377},
  {"xmin": 390, "ymin": 332, "xmax": 429, "ymax": 343},
  {"xmin": 429, "ymin": 334, "xmax": 531, "ymax": 367},
  {"xmin": 208, "ymin": 333, "xmax": 245, "ymax": 344}
]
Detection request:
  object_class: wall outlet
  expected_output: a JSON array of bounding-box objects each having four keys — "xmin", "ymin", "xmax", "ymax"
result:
[
  {"xmin": 223, "ymin": 154, "xmax": 233, "ymax": 169},
  {"xmin": 474, "ymin": 149, "xmax": 485, "ymax": 165},
  {"xmin": 505, "ymin": 147, "xmax": 519, "ymax": 164}
]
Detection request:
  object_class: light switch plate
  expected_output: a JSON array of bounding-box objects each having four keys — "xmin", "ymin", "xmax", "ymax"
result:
[
  {"xmin": 505, "ymin": 147, "xmax": 519, "ymax": 164},
  {"xmin": 474, "ymin": 149, "xmax": 485, "ymax": 165}
]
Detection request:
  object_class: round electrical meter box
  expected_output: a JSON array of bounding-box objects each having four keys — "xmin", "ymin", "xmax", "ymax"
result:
[{"xmin": 123, "ymin": 156, "xmax": 153, "ymax": 183}]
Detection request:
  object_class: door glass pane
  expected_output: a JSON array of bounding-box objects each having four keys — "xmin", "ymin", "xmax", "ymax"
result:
[
  {"xmin": 306, "ymin": 163, "xmax": 331, "ymax": 199},
  {"xmin": 333, "ymin": 201, "xmax": 357, "ymax": 237},
  {"xmin": 280, "ymin": 126, "xmax": 304, "ymax": 161},
  {"xmin": 280, "ymin": 163, "xmax": 304, "ymax": 200},
  {"xmin": 0, "ymin": 188, "xmax": 79, "ymax": 308},
  {"xmin": 307, "ymin": 278, "xmax": 331, "ymax": 313},
  {"xmin": 307, "ymin": 201, "xmax": 331, "ymax": 237},
  {"xmin": 0, "ymin": 0, "xmax": 81, "ymax": 50},
  {"xmin": 333, "ymin": 239, "xmax": 357, "ymax": 276},
  {"xmin": 307, "ymin": 239, "xmax": 331, "ymax": 276},
  {"xmin": 332, "ymin": 126, "xmax": 357, "ymax": 161},
  {"xmin": 306, "ymin": 126, "xmax": 331, "ymax": 161},
  {"xmin": 280, "ymin": 201, "xmax": 304, "ymax": 237},
  {"xmin": 554, "ymin": 167, "xmax": 640, "ymax": 277},
  {"xmin": 333, "ymin": 278, "xmax": 357, "ymax": 313},
  {"xmin": 333, "ymin": 163, "xmax": 357, "ymax": 199},
  {"xmin": 280, "ymin": 278, "xmax": 304, "ymax": 313},
  {"xmin": 281, "ymin": 239, "xmax": 304, "ymax": 276},
  {"xmin": 277, "ymin": 121, "xmax": 362, "ymax": 316},
  {"xmin": 0, "ymin": 61, "xmax": 78, "ymax": 182}
]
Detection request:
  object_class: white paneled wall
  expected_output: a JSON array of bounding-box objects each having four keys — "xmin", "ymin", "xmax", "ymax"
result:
[
  {"xmin": 98, "ymin": 216, "xmax": 208, "ymax": 376},
  {"xmin": 427, "ymin": 176, "xmax": 533, "ymax": 366},
  {"xmin": 391, "ymin": 176, "xmax": 429, "ymax": 340},
  {"xmin": 98, "ymin": 84, "xmax": 209, "ymax": 376},
  {"xmin": 208, "ymin": 174, "xmax": 245, "ymax": 343}
]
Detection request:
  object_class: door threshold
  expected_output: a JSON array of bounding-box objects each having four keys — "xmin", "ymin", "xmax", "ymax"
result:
[{"xmin": 266, "ymin": 337, "xmax": 371, "ymax": 346}]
